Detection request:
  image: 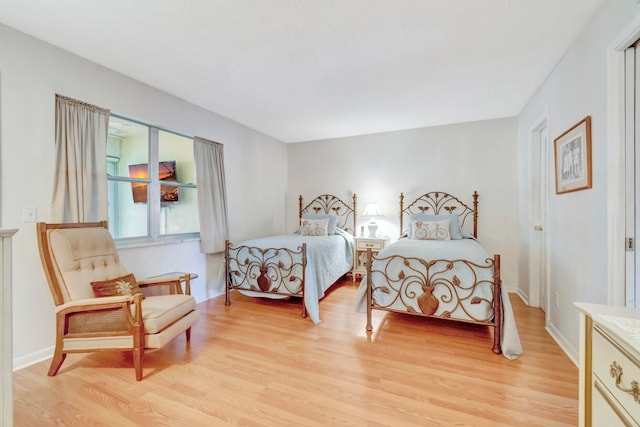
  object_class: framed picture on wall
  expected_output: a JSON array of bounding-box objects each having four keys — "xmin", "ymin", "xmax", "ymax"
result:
[{"xmin": 554, "ymin": 116, "xmax": 592, "ymax": 194}]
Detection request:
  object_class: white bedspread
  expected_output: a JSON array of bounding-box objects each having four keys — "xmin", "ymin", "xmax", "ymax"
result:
[
  {"xmin": 221, "ymin": 230, "xmax": 354, "ymax": 324},
  {"xmin": 355, "ymin": 238, "xmax": 522, "ymax": 360}
]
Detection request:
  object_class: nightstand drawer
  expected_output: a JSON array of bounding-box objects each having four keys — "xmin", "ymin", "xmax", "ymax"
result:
[
  {"xmin": 356, "ymin": 240, "xmax": 385, "ymax": 251},
  {"xmin": 592, "ymin": 327, "xmax": 640, "ymax": 424}
]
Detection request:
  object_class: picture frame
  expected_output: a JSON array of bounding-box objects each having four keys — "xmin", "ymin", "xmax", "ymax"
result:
[{"xmin": 554, "ymin": 116, "xmax": 592, "ymax": 194}]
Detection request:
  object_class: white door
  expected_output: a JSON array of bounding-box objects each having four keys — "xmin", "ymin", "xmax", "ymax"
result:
[
  {"xmin": 635, "ymin": 44, "xmax": 640, "ymax": 308},
  {"xmin": 530, "ymin": 120, "xmax": 550, "ymax": 314},
  {"xmin": 626, "ymin": 42, "xmax": 640, "ymax": 308}
]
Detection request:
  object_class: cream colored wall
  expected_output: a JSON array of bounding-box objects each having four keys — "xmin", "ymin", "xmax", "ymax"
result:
[
  {"xmin": 0, "ymin": 23, "xmax": 288, "ymax": 369},
  {"xmin": 287, "ymin": 118, "xmax": 519, "ymax": 291}
]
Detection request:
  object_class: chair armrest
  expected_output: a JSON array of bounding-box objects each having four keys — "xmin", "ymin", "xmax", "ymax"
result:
[
  {"xmin": 138, "ymin": 274, "xmax": 191, "ymax": 295},
  {"xmin": 55, "ymin": 295, "xmax": 133, "ymax": 313},
  {"xmin": 55, "ymin": 294, "xmax": 144, "ymax": 324}
]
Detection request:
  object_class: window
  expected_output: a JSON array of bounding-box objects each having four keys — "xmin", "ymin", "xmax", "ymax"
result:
[{"xmin": 107, "ymin": 115, "xmax": 199, "ymax": 243}]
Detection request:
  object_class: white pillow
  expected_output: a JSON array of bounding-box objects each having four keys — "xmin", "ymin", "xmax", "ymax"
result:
[
  {"xmin": 299, "ymin": 218, "xmax": 330, "ymax": 236},
  {"xmin": 411, "ymin": 219, "xmax": 451, "ymax": 240},
  {"xmin": 302, "ymin": 213, "xmax": 340, "ymax": 235}
]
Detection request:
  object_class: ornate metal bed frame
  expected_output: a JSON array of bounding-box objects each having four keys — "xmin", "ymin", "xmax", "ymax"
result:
[
  {"xmin": 400, "ymin": 190, "xmax": 478, "ymax": 238},
  {"xmin": 365, "ymin": 191, "xmax": 503, "ymax": 354},
  {"xmin": 225, "ymin": 193, "xmax": 357, "ymax": 318}
]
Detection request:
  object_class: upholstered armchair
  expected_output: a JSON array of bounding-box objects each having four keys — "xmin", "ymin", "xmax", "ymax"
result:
[{"xmin": 36, "ymin": 221, "xmax": 197, "ymax": 381}]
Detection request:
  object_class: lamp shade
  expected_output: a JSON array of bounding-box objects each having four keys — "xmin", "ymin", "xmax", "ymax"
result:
[{"xmin": 362, "ymin": 202, "xmax": 383, "ymax": 217}]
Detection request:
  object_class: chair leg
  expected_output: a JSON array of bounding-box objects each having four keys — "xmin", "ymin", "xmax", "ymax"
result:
[
  {"xmin": 185, "ymin": 326, "xmax": 191, "ymax": 343},
  {"xmin": 47, "ymin": 347, "xmax": 66, "ymax": 377},
  {"xmin": 133, "ymin": 347, "xmax": 143, "ymax": 381},
  {"xmin": 49, "ymin": 317, "xmax": 67, "ymax": 377}
]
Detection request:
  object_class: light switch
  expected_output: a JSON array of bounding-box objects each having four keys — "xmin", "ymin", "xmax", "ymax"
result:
[{"xmin": 22, "ymin": 206, "xmax": 37, "ymax": 223}]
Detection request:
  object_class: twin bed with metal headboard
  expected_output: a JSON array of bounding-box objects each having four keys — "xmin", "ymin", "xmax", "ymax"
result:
[
  {"xmin": 224, "ymin": 194, "xmax": 356, "ymax": 324},
  {"xmin": 355, "ymin": 191, "xmax": 521, "ymax": 359}
]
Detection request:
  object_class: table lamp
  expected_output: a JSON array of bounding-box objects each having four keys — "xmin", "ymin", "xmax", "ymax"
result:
[{"xmin": 362, "ymin": 202, "xmax": 383, "ymax": 237}]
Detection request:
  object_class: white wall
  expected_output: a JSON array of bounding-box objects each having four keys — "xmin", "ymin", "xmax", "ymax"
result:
[
  {"xmin": 517, "ymin": 0, "xmax": 640, "ymax": 362},
  {"xmin": 287, "ymin": 118, "xmax": 519, "ymax": 290},
  {"xmin": 0, "ymin": 23, "xmax": 288, "ymax": 368}
]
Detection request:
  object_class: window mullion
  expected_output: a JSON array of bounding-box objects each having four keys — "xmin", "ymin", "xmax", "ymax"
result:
[{"xmin": 149, "ymin": 127, "xmax": 160, "ymax": 240}]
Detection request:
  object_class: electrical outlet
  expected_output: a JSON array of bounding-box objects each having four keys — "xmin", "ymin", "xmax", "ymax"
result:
[
  {"xmin": 22, "ymin": 206, "xmax": 37, "ymax": 223},
  {"xmin": 554, "ymin": 291, "xmax": 560, "ymax": 307}
]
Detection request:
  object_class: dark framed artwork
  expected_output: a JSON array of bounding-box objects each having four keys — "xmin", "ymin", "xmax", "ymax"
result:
[{"xmin": 554, "ymin": 116, "xmax": 592, "ymax": 194}]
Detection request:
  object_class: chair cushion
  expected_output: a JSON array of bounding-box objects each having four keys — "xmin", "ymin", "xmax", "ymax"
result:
[
  {"xmin": 138, "ymin": 294, "xmax": 196, "ymax": 334},
  {"xmin": 91, "ymin": 273, "xmax": 143, "ymax": 298},
  {"xmin": 49, "ymin": 227, "xmax": 128, "ymax": 301}
]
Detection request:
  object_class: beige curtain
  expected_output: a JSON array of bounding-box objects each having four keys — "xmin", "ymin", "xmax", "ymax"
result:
[
  {"xmin": 194, "ymin": 137, "xmax": 228, "ymax": 253},
  {"xmin": 52, "ymin": 95, "xmax": 110, "ymax": 223}
]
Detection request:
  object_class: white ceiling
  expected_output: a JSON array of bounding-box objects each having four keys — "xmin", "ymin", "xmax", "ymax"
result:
[{"xmin": 0, "ymin": 0, "xmax": 604, "ymax": 143}]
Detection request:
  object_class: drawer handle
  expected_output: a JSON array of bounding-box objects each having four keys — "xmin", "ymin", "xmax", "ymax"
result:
[{"xmin": 610, "ymin": 361, "xmax": 640, "ymax": 403}]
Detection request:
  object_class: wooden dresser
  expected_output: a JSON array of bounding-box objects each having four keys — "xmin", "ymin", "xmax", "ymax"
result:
[{"xmin": 575, "ymin": 302, "xmax": 640, "ymax": 426}]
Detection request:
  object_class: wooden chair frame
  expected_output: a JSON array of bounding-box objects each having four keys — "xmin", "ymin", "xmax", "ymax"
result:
[{"xmin": 37, "ymin": 221, "xmax": 194, "ymax": 381}]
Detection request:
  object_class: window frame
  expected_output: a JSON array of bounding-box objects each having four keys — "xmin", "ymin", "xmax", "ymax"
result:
[{"xmin": 107, "ymin": 113, "xmax": 199, "ymax": 247}]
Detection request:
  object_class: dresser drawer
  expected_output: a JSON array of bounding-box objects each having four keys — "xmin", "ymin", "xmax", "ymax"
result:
[
  {"xmin": 592, "ymin": 381, "xmax": 632, "ymax": 427},
  {"xmin": 356, "ymin": 240, "xmax": 385, "ymax": 251},
  {"xmin": 592, "ymin": 327, "xmax": 640, "ymax": 424}
]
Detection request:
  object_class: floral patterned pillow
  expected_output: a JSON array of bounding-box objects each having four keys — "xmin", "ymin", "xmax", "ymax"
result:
[
  {"xmin": 91, "ymin": 273, "xmax": 144, "ymax": 297},
  {"xmin": 411, "ymin": 219, "xmax": 451, "ymax": 241},
  {"xmin": 299, "ymin": 218, "xmax": 329, "ymax": 236}
]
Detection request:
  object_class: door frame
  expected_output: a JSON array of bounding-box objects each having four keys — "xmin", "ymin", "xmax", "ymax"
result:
[
  {"xmin": 529, "ymin": 116, "xmax": 550, "ymax": 316},
  {"xmin": 608, "ymin": 15, "xmax": 640, "ymax": 306}
]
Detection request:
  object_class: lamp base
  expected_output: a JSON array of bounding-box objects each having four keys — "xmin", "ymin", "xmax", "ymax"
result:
[{"xmin": 367, "ymin": 223, "xmax": 378, "ymax": 238}]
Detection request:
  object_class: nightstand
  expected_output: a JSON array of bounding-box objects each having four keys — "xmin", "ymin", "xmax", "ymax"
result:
[{"xmin": 352, "ymin": 236, "xmax": 389, "ymax": 282}]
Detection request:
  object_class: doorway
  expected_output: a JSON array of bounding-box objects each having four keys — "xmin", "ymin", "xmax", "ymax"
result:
[{"xmin": 530, "ymin": 118, "xmax": 550, "ymax": 316}]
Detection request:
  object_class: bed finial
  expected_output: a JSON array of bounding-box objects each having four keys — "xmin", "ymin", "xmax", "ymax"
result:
[
  {"xmin": 492, "ymin": 253, "xmax": 502, "ymax": 354},
  {"xmin": 298, "ymin": 195, "xmax": 303, "ymax": 226},
  {"xmin": 399, "ymin": 193, "xmax": 405, "ymax": 238},
  {"xmin": 472, "ymin": 191, "xmax": 478, "ymax": 238},
  {"xmin": 352, "ymin": 194, "xmax": 357, "ymax": 237}
]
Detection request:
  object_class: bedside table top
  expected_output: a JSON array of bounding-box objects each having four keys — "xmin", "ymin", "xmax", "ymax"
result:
[{"xmin": 355, "ymin": 236, "xmax": 390, "ymax": 242}]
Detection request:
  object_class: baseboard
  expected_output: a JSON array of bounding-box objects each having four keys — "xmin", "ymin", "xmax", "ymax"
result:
[
  {"xmin": 202, "ymin": 289, "xmax": 224, "ymax": 302},
  {"xmin": 509, "ymin": 290, "xmax": 578, "ymax": 368},
  {"xmin": 545, "ymin": 322, "xmax": 578, "ymax": 367},
  {"xmin": 210, "ymin": 289, "xmax": 224, "ymax": 299},
  {"xmin": 503, "ymin": 285, "xmax": 517, "ymax": 294},
  {"xmin": 514, "ymin": 289, "xmax": 530, "ymax": 306},
  {"xmin": 13, "ymin": 346, "xmax": 53, "ymax": 372}
]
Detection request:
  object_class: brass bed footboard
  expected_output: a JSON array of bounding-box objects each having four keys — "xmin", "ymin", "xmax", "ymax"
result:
[
  {"xmin": 224, "ymin": 240, "xmax": 308, "ymax": 318},
  {"xmin": 365, "ymin": 249, "xmax": 502, "ymax": 354}
]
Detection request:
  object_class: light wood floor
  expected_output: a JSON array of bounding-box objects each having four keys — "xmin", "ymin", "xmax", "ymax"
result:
[{"xmin": 13, "ymin": 278, "xmax": 578, "ymax": 426}]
